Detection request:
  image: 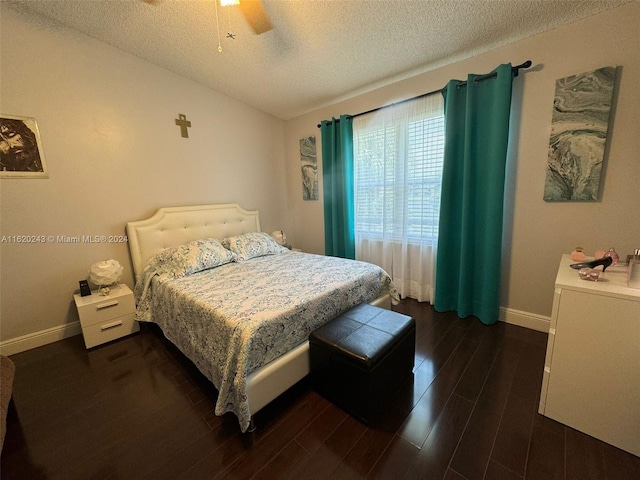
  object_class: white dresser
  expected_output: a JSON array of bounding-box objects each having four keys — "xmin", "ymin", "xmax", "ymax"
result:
[
  {"xmin": 539, "ymin": 254, "xmax": 640, "ymax": 456},
  {"xmin": 74, "ymin": 284, "xmax": 139, "ymax": 349}
]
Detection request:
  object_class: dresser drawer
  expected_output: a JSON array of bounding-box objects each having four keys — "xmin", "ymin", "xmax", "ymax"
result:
[
  {"xmin": 77, "ymin": 292, "xmax": 136, "ymax": 327},
  {"xmin": 81, "ymin": 313, "xmax": 139, "ymax": 349}
]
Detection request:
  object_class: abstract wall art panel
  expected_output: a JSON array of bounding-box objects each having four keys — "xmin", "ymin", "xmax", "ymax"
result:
[
  {"xmin": 300, "ymin": 136, "xmax": 318, "ymax": 200},
  {"xmin": 543, "ymin": 66, "xmax": 617, "ymax": 201}
]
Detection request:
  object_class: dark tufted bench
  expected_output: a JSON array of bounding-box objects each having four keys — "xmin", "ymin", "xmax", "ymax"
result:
[{"xmin": 309, "ymin": 303, "xmax": 415, "ymax": 423}]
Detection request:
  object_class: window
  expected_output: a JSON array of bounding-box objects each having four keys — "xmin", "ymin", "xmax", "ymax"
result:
[
  {"xmin": 354, "ymin": 98, "xmax": 445, "ymax": 245},
  {"xmin": 352, "ymin": 93, "xmax": 444, "ymax": 302}
]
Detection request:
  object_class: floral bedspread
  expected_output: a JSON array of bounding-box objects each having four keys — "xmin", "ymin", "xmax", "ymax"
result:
[{"xmin": 134, "ymin": 251, "xmax": 398, "ymax": 432}]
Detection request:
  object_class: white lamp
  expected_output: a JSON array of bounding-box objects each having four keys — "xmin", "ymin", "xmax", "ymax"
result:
[
  {"xmin": 271, "ymin": 230, "xmax": 287, "ymax": 246},
  {"xmin": 88, "ymin": 259, "xmax": 123, "ymax": 295}
]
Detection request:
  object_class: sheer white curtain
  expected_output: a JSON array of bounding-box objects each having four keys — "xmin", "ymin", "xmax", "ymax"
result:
[{"xmin": 353, "ymin": 93, "xmax": 444, "ymax": 303}]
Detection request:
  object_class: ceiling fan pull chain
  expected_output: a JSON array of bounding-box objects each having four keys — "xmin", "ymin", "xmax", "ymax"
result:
[
  {"xmin": 226, "ymin": 2, "xmax": 234, "ymax": 39},
  {"xmin": 214, "ymin": 0, "xmax": 223, "ymax": 53}
]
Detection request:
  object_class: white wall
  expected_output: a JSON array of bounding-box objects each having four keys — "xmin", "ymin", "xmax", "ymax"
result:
[
  {"xmin": 0, "ymin": 6, "xmax": 289, "ymax": 351},
  {"xmin": 284, "ymin": 2, "xmax": 640, "ymax": 328}
]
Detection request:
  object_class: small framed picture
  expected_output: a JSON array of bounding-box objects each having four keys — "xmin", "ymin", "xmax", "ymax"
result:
[{"xmin": 1, "ymin": 114, "xmax": 48, "ymax": 178}]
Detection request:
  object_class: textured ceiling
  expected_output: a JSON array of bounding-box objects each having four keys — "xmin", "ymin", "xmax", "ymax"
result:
[{"xmin": 5, "ymin": 0, "xmax": 634, "ymax": 120}]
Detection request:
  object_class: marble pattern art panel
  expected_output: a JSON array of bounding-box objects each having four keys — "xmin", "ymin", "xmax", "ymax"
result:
[
  {"xmin": 543, "ymin": 66, "xmax": 617, "ymax": 201},
  {"xmin": 300, "ymin": 136, "xmax": 318, "ymax": 200}
]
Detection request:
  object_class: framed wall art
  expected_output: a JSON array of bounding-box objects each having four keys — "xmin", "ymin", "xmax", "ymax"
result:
[
  {"xmin": 543, "ymin": 66, "xmax": 617, "ymax": 201},
  {"xmin": 300, "ymin": 135, "xmax": 318, "ymax": 200},
  {"xmin": 1, "ymin": 114, "xmax": 48, "ymax": 178}
]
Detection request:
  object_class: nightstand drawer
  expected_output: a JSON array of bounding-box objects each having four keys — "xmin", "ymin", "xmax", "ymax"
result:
[
  {"xmin": 76, "ymin": 292, "xmax": 136, "ymax": 327},
  {"xmin": 82, "ymin": 313, "xmax": 139, "ymax": 349}
]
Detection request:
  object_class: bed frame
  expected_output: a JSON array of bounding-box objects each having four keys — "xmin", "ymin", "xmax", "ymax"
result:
[{"xmin": 126, "ymin": 203, "xmax": 390, "ymax": 427}]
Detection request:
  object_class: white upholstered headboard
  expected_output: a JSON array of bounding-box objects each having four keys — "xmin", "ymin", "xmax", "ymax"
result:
[{"xmin": 126, "ymin": 204, "xmax": 261, "ymax": 282}]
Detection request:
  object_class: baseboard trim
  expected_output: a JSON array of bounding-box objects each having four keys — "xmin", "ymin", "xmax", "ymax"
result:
[
  {"xmin": 499, "ymin": 307, "xmax": 550, "ymax": 333},
  {"xmin": 0, "ymin": 322, "xmax": 82, "ymax": 356},
  {"xmin": 0, "ymin": 306, "xmax": 551, "ymax": 356}
]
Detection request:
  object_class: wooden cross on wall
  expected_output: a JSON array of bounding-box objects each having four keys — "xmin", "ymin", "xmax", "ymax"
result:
[{"xmin": 175, "ymin": 114, "xmax": 191, "ymax": 138}]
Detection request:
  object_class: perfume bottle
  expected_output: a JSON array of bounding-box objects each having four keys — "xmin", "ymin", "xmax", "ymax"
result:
[
  {"xmin": 571, "ymin": 247, "xmax": 586, "ymax": 262},
  {"xmin": 603, "ymin": 247, "xmax": 619, "ymax": 266}
]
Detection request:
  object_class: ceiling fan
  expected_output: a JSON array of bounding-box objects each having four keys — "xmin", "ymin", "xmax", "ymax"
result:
[
  {"xmin": 142, "ymin": 0, "xmax": 273, "ymax": 35},
  {"xmin": 237, "ymin": 0, "xmax": 273, "ymax": 35}
]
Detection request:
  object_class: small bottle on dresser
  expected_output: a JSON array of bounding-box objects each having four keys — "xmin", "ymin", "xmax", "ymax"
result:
[
  {"xmin": 571, "ymin": 247, "xmax": 586, "ymax": 262},
  {"xmin": 603, "ymin": 247, "xmax": 619, "ymax": 266}
]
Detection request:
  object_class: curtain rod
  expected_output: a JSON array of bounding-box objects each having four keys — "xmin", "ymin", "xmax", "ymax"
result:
[{"xmin": 317, "ymin": 60, "xmax": 532, "ymax": 128}]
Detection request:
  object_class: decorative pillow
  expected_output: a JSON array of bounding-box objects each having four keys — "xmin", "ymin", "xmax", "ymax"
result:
[
  {"xmin": 147, "ymin": 237, "xmax": 236, "ymax": 279},
  {"xmin": 222, "ymin": 232, "xmax": 288, "ymax": 262}
]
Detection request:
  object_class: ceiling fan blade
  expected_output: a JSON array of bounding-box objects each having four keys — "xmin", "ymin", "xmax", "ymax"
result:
[{"xmin": 239, "ymin": 0, "xmax": 273, "ymax": 34}]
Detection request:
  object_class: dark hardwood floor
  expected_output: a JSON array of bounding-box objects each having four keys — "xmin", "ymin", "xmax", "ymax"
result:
[{"xmin": 2, "ymin": 299, "xmax": 638, "ymax": 480}]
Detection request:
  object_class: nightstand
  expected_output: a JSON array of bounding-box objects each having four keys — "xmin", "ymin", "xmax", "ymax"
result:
[{"xmin": 74, "ymin": 284, "xmax": 139, "ymax": 349}]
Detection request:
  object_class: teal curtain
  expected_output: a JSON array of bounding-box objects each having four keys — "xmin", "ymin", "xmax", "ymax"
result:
[
  {"xmin": 321, "ymin": 115, "xmax": 355, "ymax": 259},
  {"xmin": 434, "ymin": 64, "xmax": 514, "ymax": 325}
]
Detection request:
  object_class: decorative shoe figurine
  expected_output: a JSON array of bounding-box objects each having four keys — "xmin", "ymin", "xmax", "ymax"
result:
[{"xmin": 570, "ymin": 256, "xmax": 613, "ymax": 272}]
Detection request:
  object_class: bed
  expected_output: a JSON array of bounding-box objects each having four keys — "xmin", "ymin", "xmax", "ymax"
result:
[{"xmin": 126, "ymin": 203, "xmax": 398, "ymax": 432}]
